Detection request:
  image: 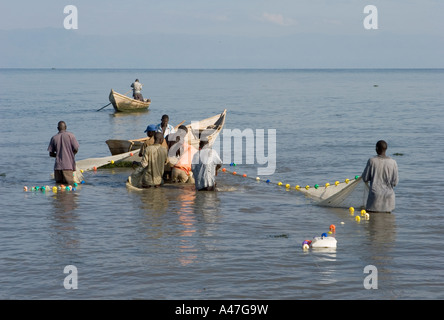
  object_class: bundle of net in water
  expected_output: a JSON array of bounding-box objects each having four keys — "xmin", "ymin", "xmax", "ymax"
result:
[{"xmin": 298, "ymin": 177, "xmax": 368, "ymax": 209}]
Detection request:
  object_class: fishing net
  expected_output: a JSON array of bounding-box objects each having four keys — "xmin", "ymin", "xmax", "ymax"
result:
[
  {"xmin": 297, "ymin": 177, "xmax": 369, "ymax": 209},
  {"xmin": 72, "ymin": 149, "xmax": 140, "ymax": 183}
]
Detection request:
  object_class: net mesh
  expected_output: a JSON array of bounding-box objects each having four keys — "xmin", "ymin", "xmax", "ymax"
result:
[
  {"xmin": 298, "ymin": 177, "xmax": 369, "ymax": 209},
  {"xmin": 73, "ymin": 149, "xmax": 139, "ymax": 184}
]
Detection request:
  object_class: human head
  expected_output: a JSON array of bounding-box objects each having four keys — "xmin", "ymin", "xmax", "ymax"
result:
[
  {"xmin": 144, "ymin": 124, "xmax": 157, "ymax": 137},
  {"xmin": 161, "ymin": 115, "xmax": 169, "ymax": 126},
  {"xmin": 57, "ymin": 121, "xmax": 67, "ymax": 131},
  {"xmin": 376, "ymin": 140, "xmax": 388, "ymax": 155},
  {"xmin": 177, "ymin": 125, "xmax": 188, "ymax": 137},
  {"xmin": 135, "ymin": 79, "xmax": 139, "ymax": 82},
  {"xmin": 154, "ymin": 132, "xmax": 164, "ymax": 144},
  {"xmin": 199, "ymin": 131, "xmax": 211, "ymax": 149}
]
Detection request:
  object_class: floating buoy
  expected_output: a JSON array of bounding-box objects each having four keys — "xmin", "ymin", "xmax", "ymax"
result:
[
  {"xmin": 266, "ymin": 179, "xmax": 270, "ymax": 183},
  {"xmin": 305, "ymin": 185, "xmax": 310, "ymax": 190},
  {"xmin": 111, "ymin": 160, "xmax": 115, "ymax": 164},
  {"xmin": 277, "ymin": 182, "xmax": 282, "ymax": 186},
  {"xmin": 232, "ymin": 171, "xmax": 237, "ymax": 175},
  {"xmin": 355, "ymin": 216, "xmax": 361, "ymax": 222},
  {"xmin": 360, "ymin": 209, "xmax": 367, "ymax": 216},
  {"xmin": 52, "ymin": 186, "xmax": 57, "ymax": 193},
  {"xmin": 243, "ymin": 174, "xmax": 247, "ymax": 177},
  {"xmin": 349, "ymin": 207, "xmax": 355, "ymax": 214},
  {"xmin": 295, "ymin": 185, "xmax": 300, "ymax": 190},
  {"xmin": 329, "ymin": 224, "xmax": 336, "ymax": 233},
  {"xmin": 314, "ymin": 184, "xmax": 319, "ymax": 189},
  {"xmin": 302, "ymin": 240, "xmax": 312, "ymax": 250},
  {"xmin": 222, "ymin": 168, "xmax": 226, "ymax": 172},
  {"xmin": 23, "ymin": 186, "xmax": 28, "ymax": 192},
  {"xmin": 311, "ymin": 235, "xmax": 337, "ymax": 248},
  {"xmin": 285, "ymin": 184, "xmax": 290, "ymax": 188},
  {"xmin": 364, "ymin": 213, "xmax": 370, "ymax": 220},
  {"xmin": 325, "ymin": 183, "xmax": 330, "ymax": 188},
  {"xmin": 345, "ymin": 178, "xmax": 350, "ymax": 184},
  {"xmin": 335, "ymin": 181, "xmax": 339, "ymax": 186},
  {"xmin": 256, "ymin": 177, "xmax": 260, "ymax": 181}
]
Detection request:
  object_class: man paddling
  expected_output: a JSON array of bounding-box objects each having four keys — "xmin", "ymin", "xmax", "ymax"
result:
[
  {"xmin": 362, "ymin": 140, "xmax": 399, "ymax": 213},
  {"xmin": 131, "ymin": 79, "xmax": 144, "ymax": 101},
  {"xmin": 48, "ymin": 121, "xmax": 79, "ymax": 186}
]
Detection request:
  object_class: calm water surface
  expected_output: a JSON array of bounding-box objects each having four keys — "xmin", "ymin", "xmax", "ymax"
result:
[{"xmin": 0, "ymin": 69, "xmax": 443, "ymax": 299}]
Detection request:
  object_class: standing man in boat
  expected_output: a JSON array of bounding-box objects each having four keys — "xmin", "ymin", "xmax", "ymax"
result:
[
  {"xmin": 48, "ymin": 121, "xmax": 79, "ymax": 186},
  {"xmin": 131, "ymin": 79, "xmax": 144, "ymax": 101},
  {"xmin": 156, "ymin": 114, "xmax": 176, "ymax": 138},
  {"xmin": 140, "ymin": 132, "xmax": 168, "ymax": 188},
  {"xmin": 362, "ymin": 140, "xmax": 399, "ymax": 213},
  {"xmin": 191, "ymin": 131, "xmax": 222, "ymax": 191}
]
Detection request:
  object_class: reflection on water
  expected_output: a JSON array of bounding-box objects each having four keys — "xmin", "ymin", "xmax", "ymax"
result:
[
  {"xmin": 176, "ymin": 189, "xmax": 197, "ymax": 266},
  {"xmin": 49, "ymin": 192, "xmax": 80, "ymax": 252},
  {"xmin": 111, "ymin": 110, "xmax": 150, "ymax": 118},
  {"xmin": 129, "ymin": 185, "xmax": 222, "ymax": 266},
  {"xmin": 365, "ymin": 212, "xmax": 397, "ymax": 288}
]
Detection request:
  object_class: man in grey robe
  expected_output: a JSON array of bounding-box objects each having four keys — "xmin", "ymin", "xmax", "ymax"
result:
[
  {"xmin": 48, "ymin": 121, "xmax": 79, "ymax": 186},
  {"xmin": 362, "ymin": 140, "xmax": 398, "ymax": 213}
]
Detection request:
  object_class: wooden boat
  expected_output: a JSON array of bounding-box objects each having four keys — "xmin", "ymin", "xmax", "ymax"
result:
[
  {"xmin": 109, "ymin": 89, "xmax": 151, "ymax": 112},
  {"xmin": 106, "ymin": 109, "xmax": 227, "ymax": 157}
]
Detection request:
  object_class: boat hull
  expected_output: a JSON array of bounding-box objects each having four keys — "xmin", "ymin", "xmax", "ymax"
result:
[
  {"xmin": 106, "ymin": 109, "xmax": 227, "ymax": 156},
  {"xmin": 109, "ymin": 89, "xmax": 151, "ymax": 112}
]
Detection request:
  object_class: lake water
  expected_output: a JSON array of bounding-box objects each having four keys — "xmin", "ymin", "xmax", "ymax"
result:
[{"xmin": 0, "ymin": 68, "xmax": 443, "ymax": 300}]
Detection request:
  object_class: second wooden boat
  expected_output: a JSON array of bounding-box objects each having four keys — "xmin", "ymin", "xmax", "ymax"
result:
[
  {"xmin": 106, "ymin": 109, "xmax": 227, "ymax": 156},
  {"xmin": 109, "ymin": 89, "xmax": 151, "ymax": 112}
]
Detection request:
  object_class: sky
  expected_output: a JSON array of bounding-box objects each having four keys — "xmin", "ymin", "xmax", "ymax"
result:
[{"xmin": 0, "ymin": 0, "xmax": 443, "ymax": 68}]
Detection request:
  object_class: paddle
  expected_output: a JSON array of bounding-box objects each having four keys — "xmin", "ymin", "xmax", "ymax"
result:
[
  {"xmin": 96, "ymin": 90, "xmax": 132, "ymax": 111},
  {"xmin": 96, "ymin": 102, "xmax": 111, "ymax": 112}
]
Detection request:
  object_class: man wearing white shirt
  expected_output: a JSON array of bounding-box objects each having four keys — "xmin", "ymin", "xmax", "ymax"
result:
[
  {"xmin": 191, "ymin": 133, "xmax": 222, "ymax": 191},
  {"xmin": 156, "ymin": 114, "xmax": 176, "ymax": 138}
]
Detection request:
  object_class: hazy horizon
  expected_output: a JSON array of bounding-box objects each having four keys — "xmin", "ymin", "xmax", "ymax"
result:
[{"xmin": 1, "ymin": 1, "xmax": 443, "ymax": 69}]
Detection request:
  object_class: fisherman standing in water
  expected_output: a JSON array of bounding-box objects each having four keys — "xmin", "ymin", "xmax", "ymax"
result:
[
  {"xmin": 191, "ymin": 132, "xmax": 222, "ymax": 191},
  {"xmin": 48, "ymin": 121, "xmax": 79, "ymax": 186},
  {"xmin": 362, "ymin": 140, "xmax": 398, "ymax": 213}
]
